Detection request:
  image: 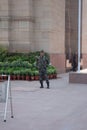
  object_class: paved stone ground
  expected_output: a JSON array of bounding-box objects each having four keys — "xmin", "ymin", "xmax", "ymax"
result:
[{"xmin": 0, "ymin": 73, "xmax": 87, "ymax": 130}]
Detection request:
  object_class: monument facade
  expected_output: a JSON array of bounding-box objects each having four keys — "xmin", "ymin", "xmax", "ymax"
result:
[{"xmin": 0, "ymin": 0, "xmax": 86, "ymax": 72}]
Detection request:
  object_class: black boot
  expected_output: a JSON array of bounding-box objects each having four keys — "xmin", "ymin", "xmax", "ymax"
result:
[
  {"xmin": 40, "ymin": 81, "xmax": 44, "ymax": 88},
  {"xmin": 47, "ymin": 81, "xmax": 49, "ymax": 89}
]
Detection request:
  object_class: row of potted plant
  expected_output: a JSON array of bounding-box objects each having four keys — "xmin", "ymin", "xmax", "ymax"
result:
[
  {"xmin": 0, "ymin": 48, "xmax": 50, "ymax": 65},
  {"xmin": 0, "ymin": 61, "xmax": 32, "ymax": 68},
  {"xmin": 0, "ymin": 47, "xmax": 57, "ymax": 81},
  {"xmin": 0, "ymin": 66, "xmax": 57, "ymax": 81}
]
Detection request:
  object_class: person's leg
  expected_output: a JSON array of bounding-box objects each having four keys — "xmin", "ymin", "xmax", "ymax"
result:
[
  {"xmin": 44, "ymin": 72, "xmax": 50, "ymax": 89},
  {"xmin": 39, "ymin": 72, "xmax": 44, "ymax": 88}
]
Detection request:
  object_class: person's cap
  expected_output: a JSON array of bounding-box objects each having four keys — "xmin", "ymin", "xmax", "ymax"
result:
[{"xmin": 40, "ymin": 50, "xmax": 44, "ymax": 53}]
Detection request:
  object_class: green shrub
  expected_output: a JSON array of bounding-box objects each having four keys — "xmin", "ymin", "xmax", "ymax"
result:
[
  {"xmin": 0, "ymin": 50, "xmax": 57, "ymax": 77},
  {"xmin": 34, "ymin": 70, "xmax": 39, "ymax": 76},
  {"xmin": 0, "ymin": 47, "xmax": 8, "ymax": 62},
  {"xmin": 0, "ymin": 62, "xmax": 3, "ymax": 67}
]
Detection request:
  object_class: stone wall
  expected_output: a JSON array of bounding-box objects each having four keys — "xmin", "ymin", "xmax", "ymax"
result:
[
  {"xmin": 50, "ymin": 0, "xmax": 65, "ymax": 73},
  {"xmin": 0, "ymin": 0, "xmax": 34, "ymax": 52},
  {"xmin": 0, "ymin": 0, "xmax": 9, "ymax": 47},
  {"xmin": 0, "ymin": 0, "xmax": 66, "ymax": 72},
  {"xmin": 82, "ymin": 0, "xmax": 87, "ymax": 68},
  {"xmin": 34, "ymin": 0, "xmax": 65, "ymax": 72},
  {"xmin": 8, "ymin": 0, "xmax": 34, "ymax": 52},
  {"xmin": 65, "ymin": 0, "xmax": 78, "ymax": 58}
]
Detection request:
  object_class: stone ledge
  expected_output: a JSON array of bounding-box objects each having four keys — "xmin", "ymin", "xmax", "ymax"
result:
[{"xmin": 69, "ymin": 69, "xmax": 87, "ymax": 84}]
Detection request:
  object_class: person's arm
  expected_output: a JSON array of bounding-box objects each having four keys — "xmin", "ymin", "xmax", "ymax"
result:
[{"xmin": 45, "ymin": 56, "xmax": 49, "ymax": 67}]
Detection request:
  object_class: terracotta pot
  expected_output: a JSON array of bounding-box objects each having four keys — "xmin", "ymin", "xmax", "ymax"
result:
[
  {"xmin": 10, "ymin": 75, "xmax": 13, "ymax": 80},
  {"xmin": 17, "ymin": 75, "xmax": 21, "ymax": 80},
  {"xmin": 21, "ymin": 75, "xmax": 25, "ymax": 80},
  {"xmin": 34, "ymin": 76, "xmax": 39, "ymax": 80},
  {"xmin": 53, "ymin": 74, "xmax": 57, "ymax": 79},
  {"xmin": 48, "ymin": 75, "xmax": 51, "ymax": 79},
  {"xmin": 26, "ymin": 75, "xmax": 30, "ymax": 80},
  {"xmin": 3, "ymin": 75, "xmax": 8, "ymax": 80},
  {"xmin": 13, "ymin": 75, "xmax": 17, "ymax": 80},
  {"xmin": 0, "ymin": 75, "xmax": 2, "ymax": 80},
  {"xmin": 30, "ymin": 76, "xmax": 35, "ymax": 80},
  {"xmin": 50, "ymin": 74, "xmax": 53, "ymax": 79}
]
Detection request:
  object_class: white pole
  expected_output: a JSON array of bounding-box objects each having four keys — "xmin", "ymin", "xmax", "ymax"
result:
[
  {"xmin": 4, "ymin": 76, "xmax": 10, "ymax": 122},
  {"xmin": 78, "ymin": 0, "xmax": 81, "ymax": 72}
]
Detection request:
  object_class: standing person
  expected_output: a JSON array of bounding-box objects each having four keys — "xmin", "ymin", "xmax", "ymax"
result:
[
  {"xmin": 36, "ymin": 50, "xmax": 50, "ymax": 89},
  {"xmin": 72, "ymin": 53, "xmax": 78, "ymax": 71}
]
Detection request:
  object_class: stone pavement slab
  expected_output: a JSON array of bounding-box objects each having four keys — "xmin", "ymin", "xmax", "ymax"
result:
[{"xmin": 0, "ymin": 73, "xmax": 87, "ymax": 130}]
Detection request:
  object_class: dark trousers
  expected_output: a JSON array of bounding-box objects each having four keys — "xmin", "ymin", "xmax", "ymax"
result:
[{"xmin": 39, "ymin": 70, "xmax": 49, "ymax": 87}]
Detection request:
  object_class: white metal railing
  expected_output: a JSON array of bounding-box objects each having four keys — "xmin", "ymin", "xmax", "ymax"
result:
[{"xmin": 0, "ymin": 75, "xmax": 14, "ymax": 122}]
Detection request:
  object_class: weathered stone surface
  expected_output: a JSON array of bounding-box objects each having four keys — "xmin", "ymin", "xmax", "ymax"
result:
[{"xmin": 1, "ymin": 1, "xmax": 87, "ymax": 72}]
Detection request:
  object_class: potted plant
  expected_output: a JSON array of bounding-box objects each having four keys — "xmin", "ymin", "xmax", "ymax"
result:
[
  {"xmin": 16, "ymin": 70, "xmax": 21, "ymax": 80},
  {"xmin": 0, "ymin": 62, "xmax": 3, "ymax": 67},
  {"xmin": 3, "ymin": 69, "xmax": 9, "ymax": 80},
  {"xmin": 47, "ymin": 69, "xmax": 51, "ymax": 79},
  {"xmin": 4, "ymin": 62, "xmax": 9, "ymax": 68},
  {"xmin": 20, "ymin": 69, "xmax": 26, "ymax": 80},
  {"xmin": 53, "ymin": 69, "xmax": 57, "ymax": 79},
  {"xmin": 13, "ymin": 70, "xmax": 17, "ymax": 80},
  {"xmin": 30, "ymin": 70, "xmax": 35, "ymax": 80},
  {"xmin": 0, "ymin": 69, "xmax": 4, "ymax": 80},
  {"xmin": 0, "ymin": 69, "xmax": 8, "ymax": 80},
  {"xmin": 25, "ymin": 69, "xmax": 31, "ymax": 81},
  {"xmin": 50, "ymin": 69, "xmax": 54, "ymax": 79},
  {"xmin": 34, "ymin": 70, "xmax": 39, "ymax": 80},
  {"xmin": 22, "ymin": 61, "xmax": 29, "ymax": 68}
]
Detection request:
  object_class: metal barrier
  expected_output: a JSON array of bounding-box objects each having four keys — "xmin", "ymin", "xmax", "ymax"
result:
[{"xmin": 0, "ymin": 75, "xmax": 14, "ymax": 122}]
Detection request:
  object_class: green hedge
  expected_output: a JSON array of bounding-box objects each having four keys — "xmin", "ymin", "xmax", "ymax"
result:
[{"xmin": 0, "ymin": 47, "xmax": 57, "ymax": 77}]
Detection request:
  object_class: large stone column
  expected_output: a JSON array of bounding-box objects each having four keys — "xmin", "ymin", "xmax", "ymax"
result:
[
  {"xmin": 50, "ymin": 0, "xmax": 65, "ymax": 73},
  {"xmin": 34, "ymin": 0, "xmax": 65, "ymax": 72},
  {"xmin": 82, "ymin": 0, "xmax": 87, "ymax": 68},
  {"xmin": 9, "ymin": 0, "xmax": 34, "ymax": 52},
  {"xmin": 0, "ymin": 0, "xmax": 9, "ymax": 47},
  {"xmin": 65, "ymin": 0, "xmax": 78, "ymax": 57}
]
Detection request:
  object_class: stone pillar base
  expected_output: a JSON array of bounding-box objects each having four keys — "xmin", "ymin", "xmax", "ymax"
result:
[
  {"xmin": 69, "ymin": 70, "xmax": 87, "ymax": 84},
  {"xmin": 50, "ymin": 53, "xmax": 66, "ymax": 73},
  {"xmin": 82, "ymin": 54, "xmax": 87, "ymax": 69}
]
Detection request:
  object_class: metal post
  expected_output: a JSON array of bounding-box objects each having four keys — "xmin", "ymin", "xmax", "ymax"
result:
[
  {"xmin": 78, "ymin": 0, "xmax": 81, "ymax": 72},
  {"xmin": 4, "ymin": 76, "xmax": 10, "ymax": 122},
  {"xmin": 9, "ymin": 76, "xmax": 14, "ymax": 118}
]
